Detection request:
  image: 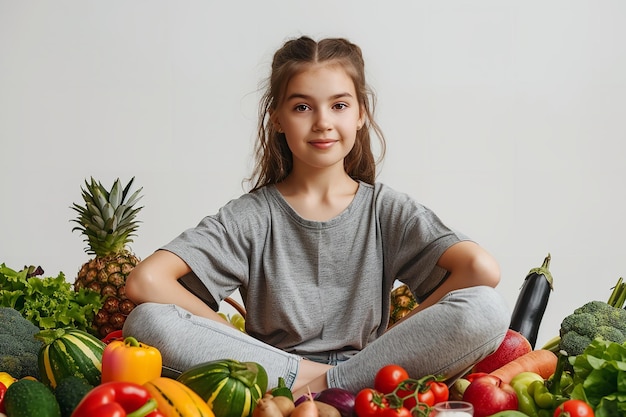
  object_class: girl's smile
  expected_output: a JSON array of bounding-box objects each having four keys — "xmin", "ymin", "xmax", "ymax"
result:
[
  {"xmin": 308, "ymin": 139, "xmax": 339, "ymax": 149},
  {"xmin": 273, "ymin": 64, "xmax": 364, "ymax": 173}
]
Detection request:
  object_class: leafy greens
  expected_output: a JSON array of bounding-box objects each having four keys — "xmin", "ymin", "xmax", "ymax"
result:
[
  {"xmin": 0, "ymin": 263, "xmax": 102, "ymax": 334},
  {"xmin": 569, "ymin": 337, "xmax": 626, "ymax": 417}
]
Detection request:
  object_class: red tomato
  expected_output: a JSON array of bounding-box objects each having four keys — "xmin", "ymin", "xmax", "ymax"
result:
[
  {"xmin": 553, "ymin": 399, "xmax": 594, "ymax": 417},
  {"xmin": 354, "ymin": 388, "xmax": 388, "ymax": 417},
  {"xmin": 396, "ymin": 383, "xmax": 436, "ymax": 410},
  {"xmin": 425, "ymin": 380, "xmax": 449, "ymax": 404},
  {"xmin": 380, "ymin": 406, "xmax": 411, "ymax": 417},
  {"xmin": 374, "ymin": 365, "xmax": 410, "ymax": 394},
  {"xmin": 417, "ymin": 389, "xmax": 435, "ymax": 408}
]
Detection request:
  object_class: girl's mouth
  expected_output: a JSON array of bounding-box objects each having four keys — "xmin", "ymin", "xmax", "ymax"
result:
[{"xmin": 309, "ymin": 140, "xmax": 337, "ymax": 149}]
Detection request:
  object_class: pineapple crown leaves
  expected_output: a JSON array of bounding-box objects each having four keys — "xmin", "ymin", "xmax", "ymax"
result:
[{"xmin": 71, "ymin": 176, "xmax": 144, "ymax": 256}]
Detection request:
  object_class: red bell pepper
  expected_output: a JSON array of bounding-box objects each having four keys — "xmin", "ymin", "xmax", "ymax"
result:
[
  {"xmin": 71, "ymin": 381, "xmax": 165, "ymax": 417},
  {"xmin": 0, "ymin": 381, "xmax": 7, "ymax": 414},
  {"xmin": 102, "ymin": 330, "xmax": 125, "ymax": 344}
]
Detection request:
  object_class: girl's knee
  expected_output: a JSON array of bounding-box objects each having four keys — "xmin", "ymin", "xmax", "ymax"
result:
[
  {"xmin": 123, "ymin": 302, "xmax": 178, "ymax": 339},
  {"xmin": 441, "ymin": 286, "xmax": 510, "ymax": 347}
]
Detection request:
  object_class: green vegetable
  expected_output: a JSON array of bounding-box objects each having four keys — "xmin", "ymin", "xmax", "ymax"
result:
[
  {"xmin": 4, "ymin": 378, "xmax": 61, "ymax": 417},
  {"xmin": 527, "ymin": 380, "xmax": 554, "ymax": 409},
  {"xmin": 568, "ymin": 338, "xmax": 626, "ymax": 415},
  {"xmin": 545, "ymin": 351, "xmax": 574, "ymax": 399},
  {"xmin": 543, "ymin": 277, "xmax": 626, "ymax": 356},
  {"xmin": 177, "ymin": 358, "xmax": 268, "ymax": 417},
  {"xmin": 35, "ymin": 327, "xmax": 106, "ymax": 389},
  {"xmin": 0, "ymin": 263, "xmax": 102, "ymax": 334},
  {"xmin": 510, "ymin": 372, "xmax": 544, "ymax": 417},
  {"xmin": 559, "ymin": 300, "xmax": 626, "ymax": 356},
  {"xmin": 54, "ymin": 376, "xmax": 94, "ymax": 417},
  {"xmin": 0, "ymin": 307, "xmax": 43, "ymax": 378},
  {"xmin": 270, "ymin": 377, "xmax": 294, "ymax": 401}
]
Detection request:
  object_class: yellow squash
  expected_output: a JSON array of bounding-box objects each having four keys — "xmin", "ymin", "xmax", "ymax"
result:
[{"xmin": 144, "ymin": 377, "xmax": 215, "ymax": 417}]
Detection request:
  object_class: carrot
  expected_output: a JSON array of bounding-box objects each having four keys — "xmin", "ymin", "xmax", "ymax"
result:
[{"xmin": 489, "ymin": 349, "xmax": 558, "ymax": 383}]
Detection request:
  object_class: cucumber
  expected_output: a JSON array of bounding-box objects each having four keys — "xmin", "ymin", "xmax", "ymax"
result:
[{"xmin": 4, "ymin": 378, "xmax": 62, "ymax": 417}]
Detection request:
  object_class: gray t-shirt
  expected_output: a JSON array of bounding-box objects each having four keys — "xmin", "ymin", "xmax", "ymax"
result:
[{"xmin": 163, "ymin": 182, "xmax": 466, "ymax": 355}]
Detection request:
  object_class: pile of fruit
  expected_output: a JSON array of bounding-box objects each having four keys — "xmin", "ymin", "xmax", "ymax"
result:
[{"xmin": 2, "ymin": 177, "xmax": 626, "ymax": 417}]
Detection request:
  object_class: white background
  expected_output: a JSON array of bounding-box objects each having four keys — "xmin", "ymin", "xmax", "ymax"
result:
[{"xmin": 1, "ymin": 1, "xmax": 625, "ymax": 349}]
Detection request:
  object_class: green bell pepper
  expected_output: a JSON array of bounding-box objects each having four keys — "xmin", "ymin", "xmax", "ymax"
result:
[{"xmin": 510, "ymin": 372, "xmax": 545, "ymax": 417}]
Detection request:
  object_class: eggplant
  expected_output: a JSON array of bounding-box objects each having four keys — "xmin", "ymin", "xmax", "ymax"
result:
[{"xmin": 509, "ymin": 253, "xmax": 554, "ymax": 349}]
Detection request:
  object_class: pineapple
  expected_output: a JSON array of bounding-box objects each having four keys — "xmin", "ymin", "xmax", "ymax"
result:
[
  {"xmin": 388, "ymin": 284, "xmax": 418, "ymax": 327},
  {"xmin": 71, "ymin": 177, "xmax": 143, "ymax": 337}
]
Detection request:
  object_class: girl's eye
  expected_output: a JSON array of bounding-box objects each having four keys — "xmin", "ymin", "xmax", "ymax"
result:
[
  {"xmin": 294, "ymin": 104, "xmax": 310, "ymax": 112},
  {"xmin": 333, "ymin": 103, "xmax": 348, "ymax": 110}
]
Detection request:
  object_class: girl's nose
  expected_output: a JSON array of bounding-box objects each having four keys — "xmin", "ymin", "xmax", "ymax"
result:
[{"xmin": 312, "ymin": 110, "xmax": 332, "ymax": 131}]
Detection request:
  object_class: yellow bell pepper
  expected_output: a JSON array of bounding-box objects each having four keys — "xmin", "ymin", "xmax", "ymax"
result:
[
  {"xmin": 0, "ymin": 373, "xmax": 16, "ymax": 389},
  {"xmin": 101, "ymin": 336, "xmax": 162, "ymax": 385}
]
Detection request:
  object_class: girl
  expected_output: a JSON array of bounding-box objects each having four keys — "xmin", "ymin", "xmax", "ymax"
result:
[{"xmin": 123, "ymin": 36, "xmax": 510, "ymax": 396}]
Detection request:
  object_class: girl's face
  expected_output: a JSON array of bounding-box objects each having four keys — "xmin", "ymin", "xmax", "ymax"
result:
[{"xmin": 273, "ymin": 64, "xmax": 364, "ymax": 175}]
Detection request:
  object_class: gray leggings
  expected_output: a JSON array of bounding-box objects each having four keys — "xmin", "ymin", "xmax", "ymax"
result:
[{"xmin": 123, "ymin": 285, "xmax": 509, "ymax": 393}]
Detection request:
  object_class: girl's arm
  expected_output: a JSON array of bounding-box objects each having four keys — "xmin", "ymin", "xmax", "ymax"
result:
[
  {"xmin": 125, "ymin": 250, "xmax": 231, "ymax": 324},
  {"xmin": 407, "ymin": 240, "xmax": 501, "ymax": 314}
]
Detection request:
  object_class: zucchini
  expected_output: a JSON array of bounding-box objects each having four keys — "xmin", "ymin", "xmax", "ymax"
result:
[
  {"xmin": 4, "ymin": 378, "xmax": 61, "ymax": 417},
  {"xmin": 509, "ymin": 253, "xmax": 554, "ymax": 349}
]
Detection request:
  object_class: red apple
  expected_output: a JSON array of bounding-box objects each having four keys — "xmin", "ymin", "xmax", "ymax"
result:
[
  {"xmin": 472, "ymin": 329, "xmax": 532, "ymax": 373},
  {"xmin": 462, "ymin": 375, "xmax": 518, "ymax": 417}
]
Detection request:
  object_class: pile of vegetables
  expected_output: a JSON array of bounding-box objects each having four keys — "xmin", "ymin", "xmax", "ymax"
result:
[{"xmin": 0, "ymin": 327, "xmax": 451, "ymax": 417}]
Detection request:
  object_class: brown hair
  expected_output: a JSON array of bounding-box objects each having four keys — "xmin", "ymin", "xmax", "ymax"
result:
[{"xmin": 248, "ymin": 36, "xmax": 386, "ymax": 191}]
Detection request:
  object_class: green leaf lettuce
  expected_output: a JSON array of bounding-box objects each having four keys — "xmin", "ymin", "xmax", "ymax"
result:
[{"xmin": 0, "ymin": 263, "xmax": 102, "ymax": 334}]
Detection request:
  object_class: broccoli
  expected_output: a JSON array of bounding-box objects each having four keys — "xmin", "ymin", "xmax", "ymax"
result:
[
  {"xmin": 558, "ymin": 300, "xmax": 626, "ymax": 356},
  {"xmin": 0, "ymin": 307, "xmax": 43, "ymax": 378}
]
